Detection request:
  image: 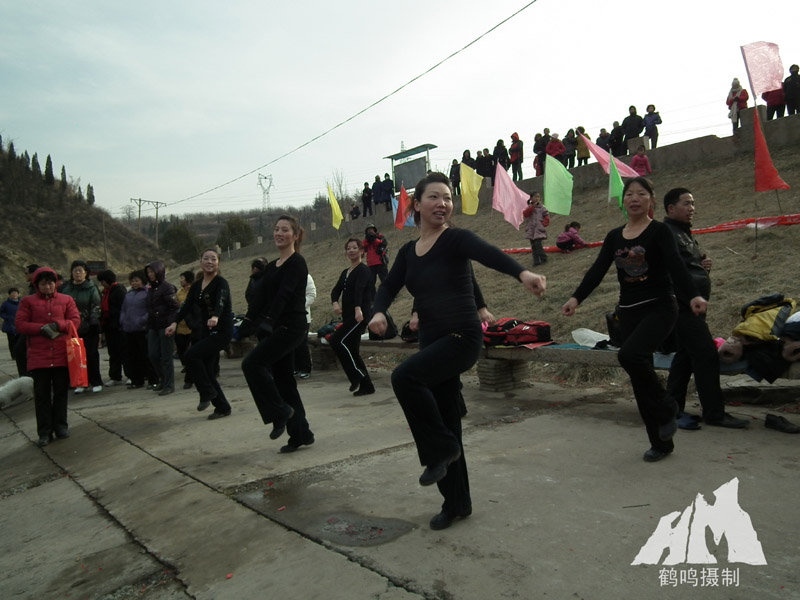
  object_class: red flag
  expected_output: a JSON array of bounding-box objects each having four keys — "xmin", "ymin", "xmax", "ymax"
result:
[
  {"xmin": 578, "ymin": 134, "xmax": 640, "ymax": 178},
  {"xmin": 753, "ymin": 109, "xmax": 789, "ymax": 192},
  {"xmin": 394, "ymin": 185, "xmax": 411, "ymax": 229}
]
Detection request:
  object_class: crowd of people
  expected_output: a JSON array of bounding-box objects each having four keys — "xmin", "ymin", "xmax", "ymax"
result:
[{"xmin": 3, "ymin": 164, "xmax": 775, "ymax": 531}]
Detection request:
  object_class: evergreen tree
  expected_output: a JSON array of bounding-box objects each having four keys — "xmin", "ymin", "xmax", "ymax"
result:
[
  {"xmin": 77, "ymin": 185, "xmax": 84, "ymax": 202},
  {"xmin": 60, "ymin": 165, "xmax": 67, "ymax": 193},
  {"xmin": 161, "ymin": 224, "xmax": 202, "ymax": 263},
  {"xmin": 86, "ymin": 183, "xmax": 95, "ymax": 205},
  {"xmin": 31, "ymin": 153, "xmax": 42, "ymax": 179},
  {"xmin": 21, "ymin": 151, "xmax": 30, "ymax": 170},
  {"xmin": 44, "ymin": 155, "xmax": 55, "ymax": 185},
  {"xmin": 216, "ymin": 217, "xmax": 254, "ymax": 250},
  {"xmin": 8, "ymin": 142, "xmax": 16, "ymax": 162}
]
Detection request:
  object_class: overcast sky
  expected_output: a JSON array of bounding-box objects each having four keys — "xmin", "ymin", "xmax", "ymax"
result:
[{"xmin": 2, "ymin": 0, "xmax": 798, "ymax": 219}]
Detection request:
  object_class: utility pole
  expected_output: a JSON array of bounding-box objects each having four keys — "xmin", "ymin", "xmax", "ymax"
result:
[{"xmin": 131, "ymin": 198, "xmax": 167, "ymax": 246}]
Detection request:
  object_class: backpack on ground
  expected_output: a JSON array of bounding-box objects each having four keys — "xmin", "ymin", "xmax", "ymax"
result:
[
  {"xmin": 483, "ymin": 318, "xmax": 521, "ymax": 346},
  {"xmin": 506, "ymin": 320, "xmax": 552, "ymax": 345}
]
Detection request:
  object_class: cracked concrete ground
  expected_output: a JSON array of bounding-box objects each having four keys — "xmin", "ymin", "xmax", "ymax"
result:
[{"xmin": 1, "ymin": 347, "xmax": 799, "ymax": 599}]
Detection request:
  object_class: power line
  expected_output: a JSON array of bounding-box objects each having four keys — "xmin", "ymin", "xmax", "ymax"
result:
[{"xmin": 166, "ymin": 0, "xmax": 540, "ymax": 209}]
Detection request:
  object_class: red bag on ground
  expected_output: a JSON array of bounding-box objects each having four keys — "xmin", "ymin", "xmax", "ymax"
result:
[
  {"xmin": 506, "ymin": 321, "xmax": 552, "ymax": 345},
  {"xmin": 66, "ymin": 322, "xmax": 88, "ymax": 388},
  {"xmin": 483, "ymin": 318, "xmax": 522, "ymax": 346}
]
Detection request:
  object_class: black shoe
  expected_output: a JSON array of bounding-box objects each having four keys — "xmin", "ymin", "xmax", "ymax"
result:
[
  {"xmin": 128, "ymin": 383, "xmax": 144, "ymax": 389},
  {"xmin": 706, "ymin": 413, "xmax": 749, "ymax": 429},
  {"xmin": 270, "ymin": 406, "xmax": 295, "ymax": 440},
  {"xmin": 430, "ymin": 507, "xmax": 472, "ymax": 530},
  {"xmin": 643, "ymin": 447, "xmax": 673, "ymax": 462},
  {"xmin": 658, "ymin": 417, "xmax": 678, "ymax": 441},
  {"xmin": 197, "ymin": 400, "xmax": 211, "ymax": 411},
  {"xmin": 280, "ymin": 436, "xmax": 315, "ymax": 453},
  {"xmin": 152, "ymin": 384, "xmax": 163, "ymax": 392},
  {"xmin": 349, "ymin": 380, "xmax": 360, "ymax": 392},
  {"xmin": 764, "ymin": 414, "xmax": 800, "ymax": 433},
  {"xmin": 37, "ymin": 436, "xmax": 50, "ymax": 447},
  {"xmin": 158, "ymin": 387, "xmax": 174, "ymax": 396},
  {"xmin": 419, "ymin": 448, "xmax": 461, "ymax": 486},
  {"xmin": 353, "ymin": 381, "xmax": 375, "ymax": 396},
  {"xmin": 207, "ymin": 411, "xmax": 231, "ymax": 421},
  {"xmin": 183, "ymin": 382, "xmax": 193, "ymax": 390},
  {"xmin": 54, "ymin": 428, "xmax": 70, "ymax": 439}
]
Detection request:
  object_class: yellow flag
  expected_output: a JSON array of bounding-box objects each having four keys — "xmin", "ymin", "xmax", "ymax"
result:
[
  {"xmin": 327, "ymin": 184, "xmax": 343, "ymax": 230},
  {"xmin": 460, "ymin": 163, "xmax": 483, "ymax": 215}
]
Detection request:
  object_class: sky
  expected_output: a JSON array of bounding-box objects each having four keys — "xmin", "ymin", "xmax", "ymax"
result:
[{"xmin": 1, "ymin": 0, "xmax": 799, "ymax": 220}]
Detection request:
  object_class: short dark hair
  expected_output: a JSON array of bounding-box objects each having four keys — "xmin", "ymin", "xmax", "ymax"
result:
[
  {"xmin": 411, "ymin": 172, "xmax": 454, "ymax": 225},
  {"xmin": 622, "ymin": 177, "xmax": 655, "ymax": 198},
  {"xmin": 180, "ymin": 270, "xmax": 195, "ymax": 283},
  {"xmin": 70, "ymin": 260, "xmax": 89, "ymax": 274},
  {"xmin": 8, "ymin": 287, "xmax": 19, "ymax": 295},
  {"xmin": 663, "ymin": 187, "xmax": 692, "ymax": 213},
  {"xmin": 25, "ymin": 264, "xmax": 40, "ymax": 274},
  {"xmin": 250, "ymin": 257, "xmax": 268, "ymax": 272},
  {"xmin": 129, "ymin": 270, "xmax": 146, "ymax": 283},
  {"xmin": 566, "ymin": 221, "xmax": 581, "ymax": 231},
  {"xmin": 344, "ymin": 237, "xmax": 362, "ymax": 250},
  {"xmin": 97, "ymin": 269, "xmax": 116, "ymax": 284}
]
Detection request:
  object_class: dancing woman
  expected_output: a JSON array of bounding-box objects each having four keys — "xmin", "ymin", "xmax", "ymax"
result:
[{"xmin": 368, "ymin": 172, "xmax": 545, "ymax": 530}]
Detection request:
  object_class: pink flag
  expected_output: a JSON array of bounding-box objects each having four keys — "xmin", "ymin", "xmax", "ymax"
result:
[
  {"xmin": 492, "ymin": 162, "xmax": 530, "ymax": 230},
  {"xmin": 741, "ymin": 42, "xmax": 784, "ymax": 98},
  {"xmin": 578, "ymin": 134, "xmax": 639, "ymax": 178}
]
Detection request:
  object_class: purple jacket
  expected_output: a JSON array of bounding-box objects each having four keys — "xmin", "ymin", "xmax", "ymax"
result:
[{"xmin": 120, "ymin": 288, "xmax": 149, "ymax": 333}]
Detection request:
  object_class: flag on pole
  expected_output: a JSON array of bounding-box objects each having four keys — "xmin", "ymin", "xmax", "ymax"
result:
[
  {"xmin": 327, "ymin": 184, "xmax": 343, "ymax": 230},
  {"xmin": 491, "ymin": 162, "xmax": 529, "ymax": 230},
  {"xmin": 394, "ymin": 185, "xmax": 414, "ymax": 229},
  {"xmin": 608, "ymin": 150, "xmax": 625, "ymax": 210},
  {"xmin": 543, "ymin": 155, "xmax": 573, "ymax": 216},
  {"xmin": 753, "ymin": 109, "xmax": 790, "ymax": 192},
  {"xmin": 460, "ymin": 163, "xmax": 483, "ymax": 215},
  {"xmin": 578, "ymin": 133, "xmax": 640, "ymax": 178},
  {"xmin": 741, "ymin": 41, "xmax": 784, "ymax": 98}
]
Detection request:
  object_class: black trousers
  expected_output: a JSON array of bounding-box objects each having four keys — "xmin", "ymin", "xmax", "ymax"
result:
[
  {"xmin": 5, "ymin": 332, "xmax": 19, "ymax": 360},
  {"xmin": 123, "ymin": 331, "xmax": 153, "ymax": 386},
  {"xmin": 391, "ymin": 326, "xmax": 482, "ymax": 515},
  {"xmin": 147, "ymin": 329, "xmax": 174, "ymax": 390},
  {"xmin": 511, "ymin": 160, "xmax": 523, "ymax": 181},
  {"xmin": 175, "ymin": 333, "xmax": 193, "ymax": 385},
  {"xmin": 530, "ymin": 239, "xmax": 547, "ymax": 266},
  {"xmin": 32, "ymin": 367, "xmax": 70, "ymax": 438},
  {"xmin": 617, "ymin": 297, "xmax": 678, "ymax": 453},
  {"xmin": 330, "ymin": 318, "xmax": 369, "ymax": 386},
  {"xmin": 184, "ymin": 332, "xmax": 231, "ymax": 414},
  {"xmin": 665, "ymin": 308, "xmax": 725, "ymax": 422},
  {"xmin": 15, "ymin": 335, "xmax": 28, "ymax": 376},
  {"xmin": 293, "ymin": 323, "xmax": 312, "ymax": 374},
  {"xmin": 81, "ymin": 331, "xmax": 102, "ymax": 387},
  {"xmin": 362, "ymin": 200, "xmax": 373, "ymax": 217},
  {"xmin": 787, "ymin": 101, "xmax": 799, "ymax": 116},
  {"xmin": 105, "ymin": 329, "xmax": 124, "ymax": 381},
  {"xmin": 766, "ymin": 104, "xmax": 785, "ymax": 120},
  {"xmin": 242, "ymin": 325, "xmax": 313, "ymax": 447}
]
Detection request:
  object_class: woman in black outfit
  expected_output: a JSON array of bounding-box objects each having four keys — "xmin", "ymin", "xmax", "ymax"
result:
[
  {"xmin": 166, "ymin": 249, "xmax": 233, "ymax": 420},
  {"xmin": 368, "ymin": 172, "xmax": 546, "ymax": 530},
  {"xmin": 331, "ymin": 238, "xmax": 374, "ymax": 396},
  {"xmin": 240, "ymin": 215, "xmax": 314, "ymax": 453},
  {"xmin": 561, "ymin": 177, "xmax": 707, "ymax": 463}
]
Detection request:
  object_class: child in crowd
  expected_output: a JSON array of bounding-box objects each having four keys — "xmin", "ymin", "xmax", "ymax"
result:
[
  {"xmin": 630, "ymin": 145, "xmax": 652, "ymax": 177},
  {"xmin": 522, "ymin": 192, "xmax": 550, "ymax": 266},
  {"xmin": 556, "ymin": 222, "xmax": 587, "ymax": 253}
]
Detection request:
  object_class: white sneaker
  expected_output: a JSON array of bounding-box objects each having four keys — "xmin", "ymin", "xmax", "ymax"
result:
[
  {"xmin": 74, "ymin": 387, "xmax": 85, "ymax": 394},
  {"xmin": 125, "ymin": 379, "xmax": 132, "ymax": 385},
  {"xmin": 91, "ymin": 385, "xmax": 103, "ymax": 393}
]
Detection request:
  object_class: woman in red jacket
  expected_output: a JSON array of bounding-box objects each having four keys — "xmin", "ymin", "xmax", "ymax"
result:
[
  {"xmin": 726, "ymin": 78, "xmax": 749, "ymax": 133},
  {"xmin": 15, "ymin": 268, "xmax": 81, "ymax": 447}
]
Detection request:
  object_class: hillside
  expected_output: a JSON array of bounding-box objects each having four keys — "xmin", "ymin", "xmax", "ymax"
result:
[{"xmin": 170, "ymin": 147, "xmax": 800, "ymax": 347}]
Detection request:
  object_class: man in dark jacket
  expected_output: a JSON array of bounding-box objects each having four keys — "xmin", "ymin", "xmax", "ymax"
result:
[
  {"xmin": 97, "ymin": 270, "xmax": 127, "ymax": 386},
  {"xmin": 621, "ymin": 106, "xmax": 644, "ymax": 154},
  {"xmin": 145, "ymin": 261, "xmax": 178, "ymax": 395},
  {"xmin": 783, "ymin": 64, "xmax": 800, "ymax": 116},
  {"xmin": 662, "ymin": 188, "xmax": 748, "ymax": 430},
  {"xmin": 608, "ymin": 121, "xmax": 626, "ymax": 157},
  {"xmin": 381, "ymin": 173, "xmax": 394, "ymax": 212}
]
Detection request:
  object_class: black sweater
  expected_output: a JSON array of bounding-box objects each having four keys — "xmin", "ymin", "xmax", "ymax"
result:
[
  {"xmin": 175, "ymin": 276, "xmax": 233, "ymax": 336},
  {"xmin": 572, "ymin": 220, "xmax": 699, "ymax": 308},
  {"xmin": 331, "ymin": 263, "xmax": 372, "ymax": 321},
  {"xmin": 374, "ymin": 228, "xmax": 523, "ymax": 341},
  {"xmin": 246, "ymin": 253, "xmax": 308, "ymax": 329}
]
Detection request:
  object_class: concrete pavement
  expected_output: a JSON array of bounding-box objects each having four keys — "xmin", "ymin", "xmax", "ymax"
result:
[{"xmin": 1, "ymin": 347, "xmax": 799, "ymax": 599}]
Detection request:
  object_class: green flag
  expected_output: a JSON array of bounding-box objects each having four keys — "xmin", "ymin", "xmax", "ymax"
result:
[
  {"xmin": 543, "ymin": 154, "xmax": 573, "ymax": 215},
  {"xmin": 608, "ymin": 154, "xmax": 625, "ymax": 211}
]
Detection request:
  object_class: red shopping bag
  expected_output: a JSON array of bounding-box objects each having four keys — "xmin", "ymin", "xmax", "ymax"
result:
[{"xmin": 66, "ymin": 322, "xmax": 88, "ymax": 388}]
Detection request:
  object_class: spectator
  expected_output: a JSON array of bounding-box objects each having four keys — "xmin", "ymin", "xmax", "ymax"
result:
[
  {"xmin": 532, "ymin": 132, "xmax": 547, "ymax": 176},
  {"xmin": 293, "ymin": 274, "xmax": 316, "ymax": 379},
  {"xmin": 761, "ymin": 88, "xmax": 785, "ymax": 120},
  {"xmin": 0, "ymin": 287, "xmax": 20, "ymax": 360},
  {"xmin": 609, "ymin": 121, "xmax": 626, "ymax": 157},
  {"xmin": 349, "ymin": 203, "xmax": 361, "ymax": 220},
  {"xmin": 461, "ymin": 149, "xmax": 476, "ymax": 169},
  {"xmin": 784, "ymin": 64, "xmax": 800, "ymax": 116},
  {"xmin": 545, "ymin": 133, "xmax": 566, "ymax": 165},
  {"xmin": 622, "ymin": 105, "xmax": 644, "ymax": 154},
  {"xmin": 481, "ymin": 148, "xmax": 496, "ymax": 185},
  {"xmin": 382, "ymin": 173, "xmax": 395, "ymax": 212},
  {"xmin": 576, "ymin": 127, "xmax": 590, "ymax": 166},
  {"xmin": 361, "ymin": 182, "xmax": 373, "ymax": 217},
  {"xmin": 245, "ymin": 258, "xmax": 268, "ymax": 309},
  {"xmin": 174, "ymin": 270, "xmax": 195, "ymax": 390},
  {"xmin": 145, "ymin": 261, "xmax": 178, "ymax": 396},
  {"xmin": 509, "ymin": 132, "xmax": 524, "ymax": 181},
  {"xmin": 556, "ymin": 222, "xmax": 586, "ymax": 252},
  {"xmin": 60, "ymin": 260, "xmax": 103, "ymax": 393},
  {"xmin": 726, "ymin": 78, "xmax": 749, "ymax": 132},
  {"xmin": 363, "ymin": 224, "xmax": 389, "ymax": 287},
  {"xmin": 474, "ymin": 150, "xmax": 487, "ymax": 180},
  {"xmin": 493, "ymin": 139, "xmax": 510, "ymax": 172},
  {"xmin": 596, "ymin": 128, "xmax": 611, "ymax": 152},
  {"xmin": 371, "ymin": 176, "xmax": 384, "ymax": 211},
  {"xmin": 119, "ymin": 271, "xmax": 152, "ymax": 389},
  {"xmin": 97, "ymin": 270, "xmax": 126, "ymax": 387},
  {"xmin": 562, "ymin": 129, "xmax": 578, "ymax": 169},
  {"xmin": 630, "ymin": 145, "xmax": 652, "ymax": 177},
  {"xmin": 13, "ymin": 264, "xmax": 40, "ymax": 377},
  {"xmin": 449, "ymin": 159, "xmax": 461, "ymax": 195},
  {"xmin": 522, "ymin": 192, "xmax": 550, "ymax": 266},
  {"xmin": 643, "ymin": 104, "xmax": 662, "ymax": 148}
]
